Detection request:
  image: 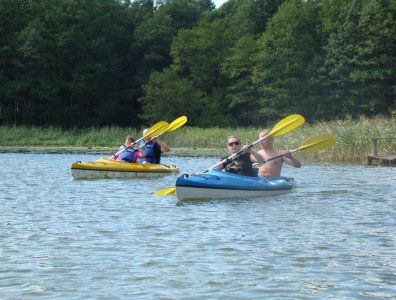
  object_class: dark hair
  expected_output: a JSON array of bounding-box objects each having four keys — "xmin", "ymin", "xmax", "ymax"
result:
[{"xmin": 126, "ymin": 135, "xmax": 135, "ymax": 143}]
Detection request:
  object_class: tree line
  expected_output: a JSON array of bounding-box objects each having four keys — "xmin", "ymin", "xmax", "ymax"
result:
[{"xmin": 0, "ymin": 0, "xmax": 394, "ymax": 128}]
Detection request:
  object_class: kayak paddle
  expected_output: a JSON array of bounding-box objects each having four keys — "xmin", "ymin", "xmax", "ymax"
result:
[
  {"xmin": 141, "ymin": 116, "xmax": 187, "ymax": 147},
  {"xmin": 165, "ymin": 116, "xmax": 187, "ymax": 133},
  {"xmin": 153, "ymin": 187, "xmax": 176, "ymax": 195},
  {"xmin": 139, "ymin": 121, "xmax": 170, "ymax": 141}
]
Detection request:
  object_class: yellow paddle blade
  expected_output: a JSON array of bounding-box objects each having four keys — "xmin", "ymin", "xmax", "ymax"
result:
[
  {"xmin": 153, "ymin": 187, "xmax": 176, "ymax": 195},
  {"xmin": 167, "ymin": 116, "xmax": 187, "ymax": 132},
  {"xmin": 297, "ymin": 133, "xmax": 336, "ymax": 153},
  {"xmin": 144, "ymin": 121, "xmax": 169, "ymax": 138},
  {"xmin": 268, "ymin": 114, "xmax": 305, "ymax": 137}
]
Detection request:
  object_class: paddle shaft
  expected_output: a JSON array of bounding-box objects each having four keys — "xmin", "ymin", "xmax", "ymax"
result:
[{"xmin": 253, "ymin": 149, "xmax": 298, "ymax": 166}]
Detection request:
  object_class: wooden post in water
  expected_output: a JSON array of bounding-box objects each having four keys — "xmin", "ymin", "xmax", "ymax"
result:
[
  {"xmin": 368, "ymin": 138, "xmax": 378, "ymax": 165},
  {"xmin": 367, "ymin": 137, "xmax": 396, "ymax": 166},
  {"xmin": 370, "ymin": 138, "xmax": 378, "ymax": 156}
]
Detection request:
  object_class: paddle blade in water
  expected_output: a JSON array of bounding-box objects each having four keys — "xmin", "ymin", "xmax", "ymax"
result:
[
  {"xmin": 298, "ymin": 133, "xmax": 336, "ymax": 153},
  {"xmin": 167, "ymin": 116, "xmax": 187, "ymax": 132},
  {"xmin": 153, "ymin": 187, "xmax": 176, "ymax": 195},
  {"xmin": 269, "ymin": 114, "xmax": 305, "ymax": 137}
]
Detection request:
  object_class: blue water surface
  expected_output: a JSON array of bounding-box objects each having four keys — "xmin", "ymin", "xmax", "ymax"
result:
[{"xmin": 0, "ymin": 153, "xmax": 395, "ymax": 299}]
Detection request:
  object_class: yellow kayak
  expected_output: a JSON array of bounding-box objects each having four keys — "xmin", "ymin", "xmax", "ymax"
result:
[{"xmin": 71, "ymin": 157, "xmax": 179, "ymax": 180}]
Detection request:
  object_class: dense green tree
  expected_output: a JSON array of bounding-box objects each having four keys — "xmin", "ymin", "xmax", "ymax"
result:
[
  {"xmin": 132, "ymin": 0, "xmax": 214, "ymax": 81},
  {"xmin": 167, "ymin": 21, "xmax": 234, "ymax": 126},
  {"xmin": 0, "ymin": 0, "xmax": 30, "ymax": 125},
  {"xmin": 127, "ymin": 0, "xmax": 155, "ymax": 25},
  {"xmin": 140, "ymin": 15, "xmax": 233, "ymax": 127},
  {"xmin": 320, "ymin": 0, "xmax": 352, "ymax": 35},
  {"xmin": 1, "ymin": 0, "xmax": 394, "ymax": 128},
  {"xmin": 139, "ymin": 68, "xmax": 224, "ymax": 127},
  {"xmin": 253, "ymin": 0, "xmax": 321, "ymax": 122},
  {"xmin": 130, "ymin": 0, "xmax": 215, "ymax": 124},
  {"xmin": 216, "ymin": 0, "xmax": 286, "ymax": 126},
  {"xmin": 214, "ymin": 0, "xmax": 285, "ymax": 37},
  {"xmin": 171, "ymin": 21, "xmax": 231, "ymax": 92},
  {"xmin": 323, "ymin": 0, "xmax": 396, "ymax": 118},
  {"xmin": 220, "ymin": 34, "xmax": 261, "ymax": 125},
  {"xmin": 1, "ymin": 0, "xmax": 138, "ymax": 127}
]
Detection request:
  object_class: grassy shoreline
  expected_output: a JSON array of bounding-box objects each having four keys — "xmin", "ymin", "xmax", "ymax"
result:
[{"xmin": 1, "ymin": 116, "xmax": 395, "ymax": 163}]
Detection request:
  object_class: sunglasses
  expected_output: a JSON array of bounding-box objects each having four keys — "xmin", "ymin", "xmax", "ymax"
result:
[{"xmin": 228, "ymin": 141, "xmax": 240, "ymax": 146}]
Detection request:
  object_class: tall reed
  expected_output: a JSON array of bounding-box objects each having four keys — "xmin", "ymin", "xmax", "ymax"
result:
[{"xmin": 1, "ymin": 116, "xmax": 394, "ymax": 163}]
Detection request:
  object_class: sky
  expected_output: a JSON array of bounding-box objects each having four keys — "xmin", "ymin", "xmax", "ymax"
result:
[{"xmin": 213, "ymin": 0, "xmax": 227, "ymax": 8}]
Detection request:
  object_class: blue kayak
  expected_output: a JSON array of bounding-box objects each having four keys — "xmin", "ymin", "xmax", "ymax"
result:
[{"xmin": 175, "ymin": 169, "xmax": 296, "ymax": 201}]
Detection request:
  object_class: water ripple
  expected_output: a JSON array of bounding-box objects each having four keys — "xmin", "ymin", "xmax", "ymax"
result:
[{"xmin": 0, "ymin": 154, "xmax": 395, "ymax": 299}]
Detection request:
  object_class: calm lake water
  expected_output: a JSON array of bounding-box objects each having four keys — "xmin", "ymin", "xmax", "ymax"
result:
[{"xmin": 0, "ymin": 152, "xmax": 395, "ymax": 299}]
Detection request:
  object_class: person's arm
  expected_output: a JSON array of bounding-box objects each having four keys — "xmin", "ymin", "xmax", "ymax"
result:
[
  {"xmin": 132, "ymin": 152, "xmax": 144, "ymax": 162},
  {"xmin": 283, "ymin": 151, "xmax": 301, "ymax": 168},
  {"xmin": 214, "ymin": 164, "xmax": 224, "ymax": 170},
  {"xmin": 135, "ymin": 144, "xmax": 146, "ymax": 157},
  {"xmin": 214, "ymin": 156, "xmax": 232, "ymax": 170},
  {"xmin": 153, "ymin": 138, "xmax": 170, "ymax": 153},
  {"xmin": 243, "ymin": 145, "xmax": 263, "ymax": 163}
]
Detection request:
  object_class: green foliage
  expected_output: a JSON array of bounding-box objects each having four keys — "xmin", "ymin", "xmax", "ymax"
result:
[
  {"xmin": 171, "ymin": 22, "xmax": 231, "ymax": 91},
  {"xmin": 138, "ymin": 18, "xmax": 235, "ymax": 127},
  {"xmin": 139, "ymin": 69, "xmax": 206, "ymax": 125},
  {"xmin": 221, "ymin": 34, "xmax": 260, "ymax": 125},
  {"xmin": 0, "ymin": 0, "xmax": 394, "ymax": 129},
  {"xmin": 1, "ymin": 0, "xmax": 138, "ymax": 127},
  {"xmin": 253, "ymin": 0, "xmax": 322, "ymax": 123},
  {"xmin": 323, "ymin": 0, "xmax": 396, "ymax": 118},
  {"xmin": 131, "ymin": 0, "xmax": 214, "ymax": 82},
  {"xmin": 214, "ymin": 0, "xmax": 286, "ymax": 37}
]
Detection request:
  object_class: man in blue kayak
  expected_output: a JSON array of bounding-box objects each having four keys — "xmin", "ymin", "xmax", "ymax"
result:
[
  {"xmin": 215, "ymin": 135, "xmax": 263, "ymax": 176},
  {"xmin": 257, "ymin": 129, "xmax": 301, "ymax": 177}
]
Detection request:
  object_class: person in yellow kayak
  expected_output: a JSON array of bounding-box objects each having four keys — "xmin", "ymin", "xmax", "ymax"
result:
[
  {"xmin": 137, "ymin": 128, "xmax": 170, "ymax": 164},
  {"xmin": 112, "ymin": 135, "xmax": 145, "ymax": 163},
  {"xmin": 215, "ymin": 135, "xmax": 263, "ymax": 176},
  {"xmin": 256, "ymin": 129, "xmax": 301, "ymax": 177}
]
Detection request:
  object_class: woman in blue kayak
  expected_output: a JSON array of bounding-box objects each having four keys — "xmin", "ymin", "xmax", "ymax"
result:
[{"xmin": 215, "ymin": 136, "xmax": 263, "ymax": 176}]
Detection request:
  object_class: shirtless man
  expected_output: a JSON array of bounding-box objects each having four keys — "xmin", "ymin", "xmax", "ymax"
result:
[{"xmin": 257, "ymin": 129, "xmax": 301, "ymax": 177}]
